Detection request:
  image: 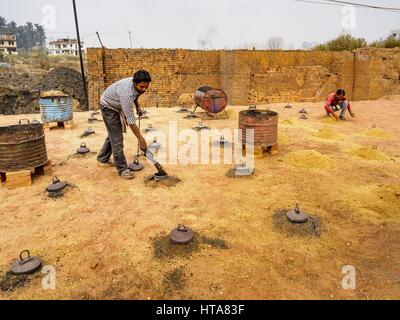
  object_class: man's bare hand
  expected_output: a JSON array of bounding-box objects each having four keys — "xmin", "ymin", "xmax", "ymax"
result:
[
  {"xmin": 136, "ymin": 107, "xmax": 144, "ymax": 117},
  {"xmin": 329, "ymin": 113, "xmax": 338, "ymax": 121}
]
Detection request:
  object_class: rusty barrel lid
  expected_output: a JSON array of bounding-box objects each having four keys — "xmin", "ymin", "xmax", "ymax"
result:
[{"xmin": 170, "ymin": 225, "xmax": 195, "ymax": 245}]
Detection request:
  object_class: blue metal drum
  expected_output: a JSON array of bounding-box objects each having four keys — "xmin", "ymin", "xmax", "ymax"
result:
[{"xmin": 40, "ymin": 91, "xmax": 73, "ymax": 123}]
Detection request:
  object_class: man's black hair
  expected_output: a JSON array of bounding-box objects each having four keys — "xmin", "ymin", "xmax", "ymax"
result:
[
  {"xmin": 133, "ymin": 70, "xmax": 152, "ymax": 84},
  {"xmin": 336, "ymin": 89, "xmax": 345, "ymax": 96}
]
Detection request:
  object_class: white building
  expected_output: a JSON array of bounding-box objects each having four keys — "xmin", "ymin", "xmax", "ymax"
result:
[
  {"xmin": 47, "ymin": 39, "xmax": 85, "ymax": 56},
  {"xmin": 0, "ymin": 34, "xmax": 18, "ymax": 55}
]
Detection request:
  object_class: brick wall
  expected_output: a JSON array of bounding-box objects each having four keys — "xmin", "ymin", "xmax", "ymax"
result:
[{"xmin": 87, "ymin": 47, "xmax": 400, "ymax": 109}]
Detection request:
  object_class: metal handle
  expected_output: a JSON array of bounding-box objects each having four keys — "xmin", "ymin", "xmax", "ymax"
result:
[
  {"xmin": 19, "ymin": 250, "xmax": 33, "ymax": 265},
  {"xmin": 178, "ymin": 225, "xmax": 188, "ymax": 232},
  {"xmin": 81, "ymin": 143, "xmax": 87, "ymax": 148},
  {"xmin": 18, "ymin": 119, "xmax": 30, "ymax": 125},
  {"xmin": 52, "ymin": 176, "xmax": 60, "ymax": 184},
  {"xmin": 295, "ymin": 204, "xmax": 300, "ymax": 214}
]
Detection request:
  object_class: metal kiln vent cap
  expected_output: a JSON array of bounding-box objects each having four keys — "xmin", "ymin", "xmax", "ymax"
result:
[
  {"xmin": 286, "ymin": 204, "xmax": 309, "ymax": 224},
  {"xmin": 77, "ymin": 143, "xmax": 90, "ymax": 154},
  {"xmin": 170, "ymin": 225, "xmax": 195, "ymax": 245},
  {"xmin": 85, "ymin": 127, "xmax": 95, "ymax": 135},
  {"xmin": 150, "ymin": 138, "xmax": 162, "ymax": 150},
  {"xmin": 145, "ymin": 124, "xmax": 157, "ymax": 132},
  {"xmin": 10, "ymin": 250, "xmax": 42, "ymax": 275},
  {"xmin": 46, "ymin": 177, "xmax": 67, "ymax": 193},
  {"xmin": 235, "ymin": 162, "xmax": 254, "ymax": 176},
  {"xmin": 129, "ymin": 156, "xmax": 144, "ymax": 171}
]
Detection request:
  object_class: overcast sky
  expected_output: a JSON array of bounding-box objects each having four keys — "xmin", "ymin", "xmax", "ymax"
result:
[{"xmin": 1, "ymin": 0, "xmax": 400, "ymax": 49}]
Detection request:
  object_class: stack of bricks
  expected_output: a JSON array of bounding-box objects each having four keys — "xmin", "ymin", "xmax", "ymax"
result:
[{"xmin": 87, "ymin": 48, "xmax": 400, "ymax": 109}]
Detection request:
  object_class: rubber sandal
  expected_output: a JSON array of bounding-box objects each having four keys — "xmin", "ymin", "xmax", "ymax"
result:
[{"xmin": 120, "ymin": 169, "xmax": 135, "ymax": 179}]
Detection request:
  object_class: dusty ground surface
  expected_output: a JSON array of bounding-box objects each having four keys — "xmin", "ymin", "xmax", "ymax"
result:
[{"xmin": 0, "ymin": 96, "xmax": 399, "ymax": 300}]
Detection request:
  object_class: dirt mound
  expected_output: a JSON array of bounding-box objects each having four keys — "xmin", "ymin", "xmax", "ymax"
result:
[
  {"xmin": 351, "ymin": 147, "xmax": 390, "ymax": 161},
  {"xmin": 320, "ymin": 117, "xmax": 344, "ymax": 125},
  {"xmin": 0, "ymin": 67, "xmax": 87, "ymax": 114},
  {"xmin": 281, "ymin": 118, "xmax": 300, "ymax": 126},
  {"xmin": 362, "ymin": 127, "xmax": 391, "ymax": 139},
  {"xmin": 0, "ymin": 86, "xmax": 40, "ymax": 115},
  {"xmin": 278, "ymin": 133, "xmax": 290, "ymax": 144},
  {"xmin": 345, "ymin": 185, "xmax": 400, "ymax": 219},
  {"xmin": 36, "ymin": 67, "xmax": 87, "ymax": 109},
  {"xmin": 283, "ymin": 150, "xmax": 331, "ymax": 169},
  {"xmin": 314, "ymin": 127, "xmax": 343, "ymax": 140}
]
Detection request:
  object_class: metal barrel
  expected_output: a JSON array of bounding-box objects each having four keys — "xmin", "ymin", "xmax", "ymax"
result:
[
  {"xmin": 239, "ymin": 109, "xmax": 279, "ymax": 148},
  {"xmin": 194, "ymin": 87, "xmax": 228, "ymax": 114},
  {"xmin": 0, "ymin": 122, "xmax": 48, "ymax": 172},
  {"xmin": 40, "ymin": 94, "xmax": 73, "ymax": 123}
]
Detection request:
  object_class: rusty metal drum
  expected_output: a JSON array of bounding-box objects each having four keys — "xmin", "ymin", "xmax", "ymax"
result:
[
  {"xmin": 0, "ymin": 120, "xmax": 48, "ymax": 172},
  {"xmin": 194, "ymin": 86, "xmax": 228, "ymax": 114},
  {"xmin": 239, "ymin": 108, "xmax": 279, "ymax": 148}
]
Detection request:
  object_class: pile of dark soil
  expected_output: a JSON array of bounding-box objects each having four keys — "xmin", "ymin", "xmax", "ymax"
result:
[
  {"xmin": 0, "ymin": 67, "xmax": 87, "ymax": 115},
  {"xmin": 273, "ymin": 211, "xmax": 321, "ymax": 237},
  {"xmin": 0, "ymin": 86, "xmax": 40, "ymax": 115},
  {"xmin": 35, "ymin": 67, "xmax": 87, "ymax": 109}
]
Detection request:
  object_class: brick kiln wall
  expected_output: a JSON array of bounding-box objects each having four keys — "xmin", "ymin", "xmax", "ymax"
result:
[{"xmin": 87, "ymin": 48, "xmax": 400, "ymax": 109}]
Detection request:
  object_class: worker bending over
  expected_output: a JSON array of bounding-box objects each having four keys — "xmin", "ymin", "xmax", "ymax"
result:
[{"xmin": 324, "ymin": 89, "xmax": 355, "ymax": 121}]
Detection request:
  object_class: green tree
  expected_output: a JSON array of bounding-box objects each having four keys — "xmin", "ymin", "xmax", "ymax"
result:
[
  {"xmin": 0, "ymin": 15, "xmax": 47, "ymax": 51},
  {"xmin": 313, "ymin": 34, "xmax": 367, "ymax": 51}
]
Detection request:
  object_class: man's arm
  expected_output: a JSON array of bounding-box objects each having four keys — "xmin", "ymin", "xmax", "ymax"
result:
[
  {"xmin": 134, "ymin": 99, "xmax": 143, "ymax": 116},
  {"xmin": 325, "ymin": 96, "xmax": 338, "ymax": 120},
  {"xmin": 129, "ymin": 124, "xmax": 147, "ymax": 151},
  {"xmin": 324, "ymin": 96, "xmax": 335, "ymax": 114},
  {"xmin": 346, "ymin": 100, "xmax": 355, "ymax": 116}
]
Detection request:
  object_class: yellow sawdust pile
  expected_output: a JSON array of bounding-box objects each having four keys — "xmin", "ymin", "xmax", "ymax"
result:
[
  {"xmin": 320, "ymin": 117, "xmax": 343, "ymax": 125},
  {"xmin": 362, "ymin": 127, "xmax": 391, "ymax": 139},
  {"xmin": 281, "ymin": 118, "xmax": 300, "ymax": 126},
  {"xmin": 283, "ymin": 150, "xmax": 332, "ymax": 169},
  {"xmin": 351, "ymin": 147, "xmax": 390, "ymax": 161},
  {"xmin": 346, "ymin": 184, "xmax": 400, "ymax": 219},
  {"xmin": 278, "ymin": 133, "xmax": 290, "ymax": 145},
  {"xmin": 40, "ymin": 90, "xmax": 68, "ymax": 98},
  {"xmin": 226, "ymin": 108, "xmax": 239, "ymax": 120},
  {"xmin": 314, "ymin": 127, "xmax": 343, "ymax": 140}
]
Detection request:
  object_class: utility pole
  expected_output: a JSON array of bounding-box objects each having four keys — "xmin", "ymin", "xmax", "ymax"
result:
[
  {"xmin": 96, "ymin": 31, "xmax": 105, "ymax": 48},
  {"xmin": 72, "ymin": 0, "xmax": 88, "ymax": 110},
  {"xmin": 129, "ymin": 31, "xmax": 133, "ymax": 48}
]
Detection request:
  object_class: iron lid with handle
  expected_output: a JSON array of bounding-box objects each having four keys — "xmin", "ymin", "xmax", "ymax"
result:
[
  {"xmin": 10, "ymin": 250, "xmax": 43, "ymax": 275},
  {"xmin": 77, "ymin": 143, "xmax": 90, "ymax": 154},
  {"xmin": 286, "ymin": 204, "xmax": 309, "ymax": 224},
  {"xmin": 170, "ymin": 225, "xmax": 195, "ymax": 245},
  {"xmin": 47, "ymin": 177, "xmax": 67, "ymax": 193}
]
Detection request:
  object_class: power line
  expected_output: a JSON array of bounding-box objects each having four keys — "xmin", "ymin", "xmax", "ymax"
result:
[
  {"xmin": 324, "ymin": 0, "xmax": 400, "ymax": 11},
  {"xmin": 292, "ymin": 0, "xmax": 400, "ymax": 12}
]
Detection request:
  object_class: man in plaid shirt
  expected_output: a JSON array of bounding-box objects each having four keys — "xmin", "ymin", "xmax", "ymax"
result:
[{"xmin": 97, "ymin": 70, "xmax": 151, "ymax": 179}]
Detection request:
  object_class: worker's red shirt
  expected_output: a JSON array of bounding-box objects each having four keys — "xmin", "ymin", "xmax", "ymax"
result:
[{"xmin": 324, "ymin": 93, "xmax": 352, "ymax": 114}]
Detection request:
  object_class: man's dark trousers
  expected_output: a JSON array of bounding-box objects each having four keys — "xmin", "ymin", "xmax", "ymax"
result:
[{"xmin": 97, "ymin": 105, "xmax": 128, "ymax": 175}]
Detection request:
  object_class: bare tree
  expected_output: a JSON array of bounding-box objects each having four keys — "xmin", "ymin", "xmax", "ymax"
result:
[{"xmin": 268, "ymin": 37, "xmax": 284, "ymax": 50}]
